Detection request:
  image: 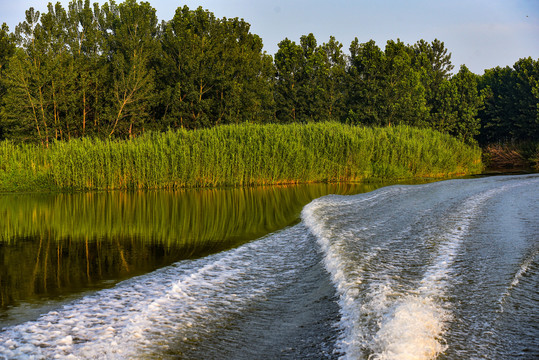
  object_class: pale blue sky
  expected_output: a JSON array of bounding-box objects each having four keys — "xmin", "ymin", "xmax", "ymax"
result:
[{"xmin": 2, "ymin": 0, "xmax": 538, "ymax": 74}]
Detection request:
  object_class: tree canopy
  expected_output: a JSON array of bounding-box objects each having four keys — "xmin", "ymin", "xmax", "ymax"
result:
[
  {"xmin": 0, "ymin": 0, "xmax": 537, "ymax": 145},
  {"xmin": 478, "ymin": 57, "xmax": 539, "ymax": 144}
]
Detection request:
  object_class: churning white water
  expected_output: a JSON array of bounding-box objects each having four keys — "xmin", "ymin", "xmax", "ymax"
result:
[
  {"xmin": 1, "ymin": 174, "xmax": 538, "ymax": 359},
  {"xmin": 302, "ymin": 175, "xmax": 538, "ymax": 360},
  {"xmin": 0, "ymin": 225, "xmax": 324, "ymax": 359}
]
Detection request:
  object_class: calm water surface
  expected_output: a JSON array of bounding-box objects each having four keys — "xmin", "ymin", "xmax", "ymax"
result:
[{"xmin": 0, "ymin": 175, "xmax": 537, "ymax": 359}]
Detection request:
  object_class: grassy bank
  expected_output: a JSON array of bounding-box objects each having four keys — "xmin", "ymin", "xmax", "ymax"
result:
[{"xmin": 0, "ymin": 123, "xmax": 482, "ymax": 192}]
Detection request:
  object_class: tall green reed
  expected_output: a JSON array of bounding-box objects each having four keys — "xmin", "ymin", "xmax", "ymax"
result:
[{"xmin": 0, "ymin": 123, "xmax": 483, "ymax": 192}]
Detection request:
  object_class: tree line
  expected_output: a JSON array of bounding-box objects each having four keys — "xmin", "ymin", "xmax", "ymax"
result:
[{"xmin": 0, "ymin": 0, "xmax": 537, "ymax": 145}]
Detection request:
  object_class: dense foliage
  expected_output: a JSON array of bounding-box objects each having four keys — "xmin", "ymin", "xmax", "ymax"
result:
[
  {"xmin": 477, "ymin": 57, "xmax": 539, "ymax": 144},
  {"xmin": 0, "ymin": 122, "xmax": 482, "ymax": 191},
  {"xmin": 0, "ymin": 0, "xmax": 536, "ymax": 146}
]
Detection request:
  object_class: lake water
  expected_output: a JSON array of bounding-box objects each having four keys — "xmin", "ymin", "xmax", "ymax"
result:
[{"xmin": 0, "ymin": 175, "xmax": 537, "ymax": 359}]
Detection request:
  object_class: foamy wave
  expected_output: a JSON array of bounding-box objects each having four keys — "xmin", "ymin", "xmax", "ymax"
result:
[
  {"xmin": 369, "ymin": 296, "xmax": 448, "ymax": 360},
  {"xmin": 498, "ymin": 247, "xmax": 539, "ymax": 313},
  {"xmin": 0, "ymin": 225, "xmax": 311, "ymax": 359},
  {"xmin": 303, "ymin": 183, "xmax": 516, "ymax": 360},
  {"xmin": 303, "ymin": 197, "xmax": 372, "ymax": 359}
]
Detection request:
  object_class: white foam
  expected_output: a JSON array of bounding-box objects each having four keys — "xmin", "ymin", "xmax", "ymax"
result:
[
  {"xmin": 0, "ymin": 225, "xmax": 312, "ymax": 359},
  {"xmin": 303, "ymin": 196, "xmax": 383, "ymax": 359},
  {"xmin": 369, "ymin": 296, "xmax": 448, "ymax": 360},
  {"xmin": 498, "ymin": 247, "xmax": 539, "ymax": 313}
]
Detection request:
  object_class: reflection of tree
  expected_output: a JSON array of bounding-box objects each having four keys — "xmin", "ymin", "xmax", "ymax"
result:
[
  {"xmin": 115, "ymin": 236, "xmax": 130, "ymax": 274},
  {"xmin": 30, "ymin": 233, "xmax": 43, "ymax": 294},
  {"xmin": 56, "ymin": 241, "xmax": 61, "ymax": 288},
  {"xmin": 85, "ymin": 236, "xmax": 90, "ymax": 282},
  {"xmin": 1, "ymin": 233, "xmax": 184, "ymax": 310},
  {"xmin": 1, "ymin": 182, "xmax": 394, "ymax": 309}
]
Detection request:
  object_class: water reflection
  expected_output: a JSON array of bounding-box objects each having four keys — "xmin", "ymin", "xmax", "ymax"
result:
[{"xmin": 0, "ymin": 183, "xmax": 390, "ymax": 320}]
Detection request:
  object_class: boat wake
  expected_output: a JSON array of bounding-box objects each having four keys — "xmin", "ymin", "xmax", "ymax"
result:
[
  {"xmin": 0, "ymin": 225, "xmax": 321, "ymax": 359},
  {"xmin": 1, "ymin": 174, "xmax": 538, "ymax": 359},
  {"xmin": 302, "ymin": 177, "xmax": 536, "ymax": 359}
]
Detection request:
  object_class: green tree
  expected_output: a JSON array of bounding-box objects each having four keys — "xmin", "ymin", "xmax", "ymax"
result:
[
  {"xmin": 2, "ymin": 7, "xmax": 50, "ymax": 144},
  {"xmin": 320, "ymin": 36, "xmax": 347, "ymax": 121},
  {"xmin": 381, "ymin": 39, "xmax": 427, "ymax": 126},
  {"xmin": 411, "ymin": 39, "xmax": 455, "ymax": 130},
  {"xmin": 2, "ymin": 2, "xmax": 97, "ymax": 142},
  {"xmin": 159, "ymin": 6, "xmax": 273, "ymax": 129},
  {"xmin": 346, "ymin": 39, "xmax": 427, "ymax": 127},
  {"xmin": 510, "ymin": 57, "xmax": 539, "ymax": 141},
  {"xmin": 274, "ymin": 37, "xmax": 303, "ymax": 122},
  {"xmin": 477, "ymin": 66, "xmax": 515, "ymax": 143},
  {"xmin": 38, "ymin": 1, "xmax": 78, "ymax": 140},
  {"xmin": 0, "ymin": 23, "xmax": 17, "ymax": 139},
  {"xmin": 450, "ymin": 65, "xmax": 484, "ymax": 143},
  {"xmin": 346, "ymin": 39, "xmax": 385, "ymax": 125},
  {"xmin": 478, "ymin": 57, "xmax": 539, "ymax": 144},
  {"xmin": 428, "ymin": 79, "xmax": 460, "ymax": 134},
  {"xmin": 98, "ymin": 0, "xmax": 159, "ymax": 137},
  {"xmin": 159, "ymin": 6, "xmax": 212, "ymax": 128},
  {"xmin": 212, "ymin": 16, "xmax": 274, "ymax": 125},
  {"xmin": 64, "ymin": 0, "xmax": 106, "ymax": 137},
  {"xmin": 0, "ymin": 24, "xmax": 16, "ymax": 84},
  {"xmin": 274, "ymin": 33, "xmax": 346, "ymax": 123},
  {"xmin": 296, "ymin": 33, "xmax": 327, "ymax": 122}
]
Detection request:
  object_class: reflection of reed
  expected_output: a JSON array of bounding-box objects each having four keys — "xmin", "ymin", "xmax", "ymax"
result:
[
  {"xmin": 0, "ymin": 183, "xmax": 383, "ymax": 247},
  {"xmin": 0, "ymin": 183, "xmax": 393, "ymax": 309}
]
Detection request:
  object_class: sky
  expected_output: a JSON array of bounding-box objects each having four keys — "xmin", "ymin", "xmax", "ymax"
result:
[{"xmin": 2, "ymin": 0, "xmax": 538, "ymax": 74}]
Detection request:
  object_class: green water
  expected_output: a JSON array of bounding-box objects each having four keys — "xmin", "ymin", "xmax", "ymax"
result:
[{"xmin": 1, "ymin": 182, "xmax": 399, "ymax": 318}]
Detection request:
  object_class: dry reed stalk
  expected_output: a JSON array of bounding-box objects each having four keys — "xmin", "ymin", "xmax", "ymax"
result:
[{"xmin": 484, "ymin": 144, "xmax": 527, "ymax": 169}]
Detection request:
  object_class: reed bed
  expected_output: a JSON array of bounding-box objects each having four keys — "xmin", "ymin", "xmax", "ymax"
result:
[{"xmin": 0, "ymin": 123, "xmax": 483, "ymax": 192}]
